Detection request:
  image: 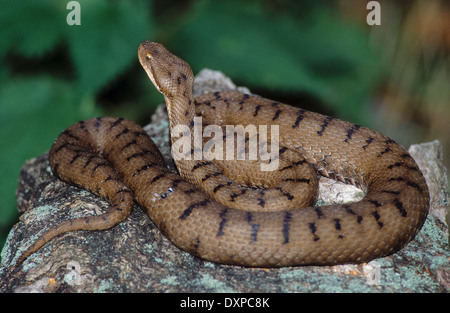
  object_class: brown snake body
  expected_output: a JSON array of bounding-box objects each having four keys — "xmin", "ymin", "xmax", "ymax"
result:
[{"xmin": 17, "ymin": 41, "xmax": 429, "ymax": 267}]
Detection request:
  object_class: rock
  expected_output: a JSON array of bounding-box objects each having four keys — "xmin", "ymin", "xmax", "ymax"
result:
[{"xmin": 0, "ymin": 69, "xmax": 448, "ymax": 293}]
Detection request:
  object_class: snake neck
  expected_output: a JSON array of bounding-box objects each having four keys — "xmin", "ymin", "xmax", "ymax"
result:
[
  {"xmin": 137, "ymin": 40, "xmax": 196, "ymax": 131},
  {"xmin": 166, "ymin": 92, "xmax": 196, "ymax": 127}
]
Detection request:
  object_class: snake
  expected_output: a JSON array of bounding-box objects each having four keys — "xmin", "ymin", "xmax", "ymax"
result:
[{"xmin": 17, "ymin": 41, "xmax": 429, "ymax": 267}]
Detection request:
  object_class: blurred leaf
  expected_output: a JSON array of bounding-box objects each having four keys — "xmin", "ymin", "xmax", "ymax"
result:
[
  {"xmin": 67, "ymin": 0, "xmax": 153, "ymax": 95},
  {"xmin": 0, "ymin": 0, "xmax": 66, "ymax": 57},
  {"xmin": 0, "ymin": 77, "xmax": 93, "ymax": 227},
  {"xmin": 0, "ymin": 0, "xmax": 154, "ymax": 253}
]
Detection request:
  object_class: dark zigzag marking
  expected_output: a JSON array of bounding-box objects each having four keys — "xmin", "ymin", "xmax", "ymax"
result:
[
  {"xmin": 272, "ymin": 109, "xmax": 282, "ymax": 121},
  {"xmin": 309, "ymin": 222, "xmax": 320, "ymax": 242},
  {"xmin": 54, "ymin": 142, "xmax": 72, "ymax": 153},
  {"xmin": 407, "ymin": 181, "xmax": 423, "ymax": 193},
  {"xmin": 134, "ymin": 131, "xmax": 147, "ymax": 137},
  {"xmin": 394, "ymin": 198, "xmax": 407, "ymax": 217},
  {"xmin": 201, "ymin": 172, "xmax": 222, "ymax": 182},
  {"xmin": 315, "ymin": 207, "xmax": 324, "ymax": 219},
  {"xmin": 377, "ymin": 147, "xmax": 391, "ymax": 157},
  {"xmin": 344, "ymin": 124, "xmax": 361, "ymax": 143},
  {"xmin": 192, "ymin": 161, "xmax": 212, "ymax": 171},
  {"xmin": 126, "ymin": 150, "xmax": 151, "ymax": 161},
  {"xmin": 70, "ymin": 153, "xmax": 81, "ymax": 164},
  {"xmin": 110, "ymin": 117, "xmax": 124, "ymax": 129},
  {"xmin": 246, "ymin": 212, "xmax": 260, "ymax": 242},
  {"xmin": 132, "ymin": 163, "xmax": 159, "ymax": 177},
  {"xmin": 180, "ymin": 200, "xmax": 209, "ymax": 220},
  {"xmin": 276, "ymin": 187, "xmax": 294, "ymax": 201},
  {"xmin": 121, "ymin": 139, "xmax": 136, "ymax": 150},
  {"xmin": 229, "ymin": 189, "xmax": 247, "ymax": 202},
  {"xmin": 334, "ymin": 219, "xmax": 341, "ymax": 231},
  {"xmin": 216, "ymin": 208, "xmax": 228, "ymax": 236},
  {"xmin": 62, "ymin": 129, "xmax": 81, "ymax": 141},
  {"xmin": 282, "ymin": 212, "xmax": 292, "ymax": 244},
  {"xmin": 253, "ymin": 105, "xmax": 262, "ymax": 117},
  {"xmin": 344, "ymin": 205, "xmax": 363, "ymax": 224},
  {"xmin": 292, "ymin": 110, "xmax": 305, "ymax": 128},
  {"xmin": 151, "ymin": 173, "xmax": 165, "ymax": 183},
  {"xmin": 371, "ymin": 211, "xmax": 384, "ymax": 228},
  {"xmin": 83, "ymin": 155, "xmax": 96, "ymax": 168},
  {"xmin": 369, "ymin": 200, "xmax": 382, "ymax": 207},
  {"xmin": 94, "ymin": 117, "xmax": 102, "ymax": 128},
  {"xmin": 362, "ymin": 136, "xmax": 373, "ymax": 150},
  {"xmin": 213, "ymin": 181, "xmax": 232, "ymax": 193},
  {"xmin": 283, "ymin": 178, "xmax": 310, "ymax": 184},
  {"xmin": 317, "ymin": 117, "xmax": 333, "ymax": 136},
  {"xmin": 93, "ymin": 162, "xmax": 109, "ymax": 171}
]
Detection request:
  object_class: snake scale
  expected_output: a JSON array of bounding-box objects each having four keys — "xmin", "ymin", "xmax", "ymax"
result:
[{"xmin": 17, "ymin": 41, "xmax": 429, "ymax": 267}]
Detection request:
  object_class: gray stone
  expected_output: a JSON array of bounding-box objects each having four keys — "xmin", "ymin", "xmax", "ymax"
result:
[{"xmin": 0, "ymin": 70, "xmax": 448, "ymax": 293}]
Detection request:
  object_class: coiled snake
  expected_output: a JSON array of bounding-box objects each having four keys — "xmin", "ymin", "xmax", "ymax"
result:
[{"xmin": 17, "ymin": 41, "xmax": 429, "ymax": 267}]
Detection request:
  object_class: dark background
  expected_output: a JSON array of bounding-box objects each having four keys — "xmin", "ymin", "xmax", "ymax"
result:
[{"xmin": 0, "ymin": 0, "xmax": 448, "ymax": 256}]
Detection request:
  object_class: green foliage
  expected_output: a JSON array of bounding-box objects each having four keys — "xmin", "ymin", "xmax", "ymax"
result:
[
  {"xmin": 67, "ymin": 0, "xmax": 153, "ymax": 94},
  {"xmin": 169, "ymin": 0, "xmax": 382, "ymax": 121},
  {"xmin": 0, "ymin": 77, "xmax": 79, "ymax": 224},
  {"xmin": 0, "ymin": 0, "xmax": 385, "ymax": 254},
  {"xmin": 0, "ymin": 0, "xmax": 153, "ymax": 251}
]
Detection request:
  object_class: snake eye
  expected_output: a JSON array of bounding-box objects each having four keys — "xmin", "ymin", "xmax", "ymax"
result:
[{"xmin": 146, "ymin": 53, "xmax": 151, "ymax": 59}]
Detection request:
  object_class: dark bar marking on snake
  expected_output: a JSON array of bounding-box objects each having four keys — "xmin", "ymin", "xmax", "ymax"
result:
[
  {"xmin": 394, "ymin": 198, "xmax": 408, "ymax": 217},
  {"xmin": 371, "ymin": 211, "xmax": 384, "ymax": 228},
  {"xmin": 317, "ymin": 117, "xmax": 333, "ymax": 136},
  {"xmin": 216, "ymin": 208, "xmax": 228, "ymax": 236},
  {"xmin": 362, "ymin": 136, "xmax": 374, "ymax": 150},
  {"xmin": 309, "ymin": 222, "xmax": 320, "ymax": 242},
  {"xmin": 272, "ymin": 109, "xmax": 282, "ymax": 121},
  {"xmin": 246, "ymin": 212, "xmax": 260, "ymax": 242},
  {"xmin": 292, "ymin": 110, "xmax": 305, "ymax": 128},
  {"xmin": 180, "ymin": 200, "xmax": 209, "ymax": 220},
  {"xmin": 344, "ymin": 124, "xmax": 361, "ymax": 143},
  {"xmin": 282, "ymin": 212, "xmax": 292, "ymax": 244}
]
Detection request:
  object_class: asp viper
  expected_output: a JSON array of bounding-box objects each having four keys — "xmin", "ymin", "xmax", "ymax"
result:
[{"xmin": 17, "ymin": 41, "xmax": 429, "ymax": 267}]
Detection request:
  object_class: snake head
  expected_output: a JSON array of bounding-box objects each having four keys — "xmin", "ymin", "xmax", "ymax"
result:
[{"xmin": 138, "ymin": 41, "xmax": 194, "ymax": 99}]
